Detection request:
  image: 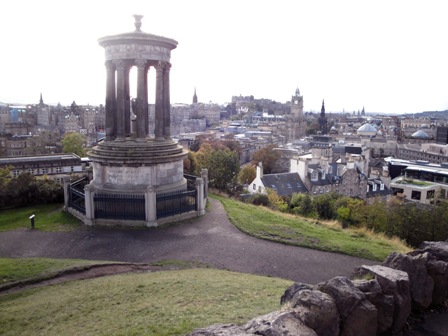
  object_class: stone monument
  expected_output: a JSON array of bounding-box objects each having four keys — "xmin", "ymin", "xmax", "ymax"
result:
[{"xmin": 82, "ymin": 15, "xmax": 195, "ymax": 226}]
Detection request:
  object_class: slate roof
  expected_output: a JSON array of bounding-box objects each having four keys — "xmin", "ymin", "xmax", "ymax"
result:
[
  {"xmin": 345, "ymin": 146, "xmax": 363, "ymax": 155},
  {"xmin": 261, "ymin": 173, "xmax": 308, "ymax": 196}
]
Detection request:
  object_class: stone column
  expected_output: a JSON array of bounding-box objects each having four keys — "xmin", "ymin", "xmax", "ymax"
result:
[
  {"xmin": 145, "ymin": 186, "xmax": 157, "ymax": 227},
  {"xmin": 201, "ymin": 168, "xmax": 209, "ymax": 198},
  {"xmin": 63, "ymin": 176, "xmax": 71, "ymax": 209},
  {"xmin": 196, "ymin": 177, "xmax": 205, "ymax": 216},
  {"xmin": 114, "ymin": 60, "xmax": 126, "ymax": 141},
  {"xmin": 155, "ymin": 61, "xmax": 165, "ymax": 141},
  {"xmin": 144, "ymin": 65, "xmax": 149, "ymax": 135},
  {"xmin": 84, "ymin": 183, "xmax": 95, "ymax": 226},
  {"xmin": 136, "ymin": 59, "xmax": 147, "ymax": 141},
  {"xmin": 163, "ymin": 62, "xmax": 171, "ymax": 139},
  {"xmin": 124, "ymin": 65, "xmax": 131, "ymax": 137},
  {"xmin": 105, "ymin": 61, "xmax": 116, "ymax": 141}
]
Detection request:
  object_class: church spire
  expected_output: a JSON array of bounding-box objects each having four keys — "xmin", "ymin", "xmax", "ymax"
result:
[
  {"xmin": 39, "ymin": 93, "xmax": 44, "ymax": 106},
  {"xmin": 193, "ymin": 87, "xmax": 198, "ymax": 104},
  {"xmin": 321, "ymin": 99, "xmax": 325, "ymax": 116},
  {"xmin": 319, "ymin": 100, "xmax": 328, "ymax": 135}
]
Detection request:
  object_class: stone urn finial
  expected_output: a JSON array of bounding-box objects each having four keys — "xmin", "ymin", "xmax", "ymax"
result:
[{"xmin": 133, "ymin": 14, "xmax": 144, "ymax": 32}]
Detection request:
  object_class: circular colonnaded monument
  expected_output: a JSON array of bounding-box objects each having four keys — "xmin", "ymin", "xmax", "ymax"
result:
[{"xmin": 83, "ymin": 15, "xmax": 197, "ymax": 226}]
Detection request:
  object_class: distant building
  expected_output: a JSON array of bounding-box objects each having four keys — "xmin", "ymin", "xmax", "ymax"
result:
[
  {"xmin": 318, "ymin": 100, "xmax": 328, "ymax": 135},
  {"xmin": 436, "ymin": 126, "xmax": 448, "ymax": 145},
  {"xmin": 0, "ymin": 153, "xmax": 84, "ymax": 183},
  {"xmin": 248, "ymin": 163, "xmax": 307, "ymax": 196},
  {"xmin": 287, "ymin": 87, "xmax": 304, "ymax": 141},
  {"xmin": 388, "ymin": 158, "xmax": 448, "ymax": 204}
]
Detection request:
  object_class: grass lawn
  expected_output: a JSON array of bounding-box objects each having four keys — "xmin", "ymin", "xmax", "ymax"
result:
[
  {"xmin": 216, "ymin": 196, "xmax": 410, "ymax": 261},
  {"xmin": 0, "ymin": 257, "xmax": 111, "ymax": 284},
  {"xmin": 0, "ymin": 203, "xmax": 81, "ymax": 232},
  {"xmin": 0, "ymin": 268, "xmax": 292, "ymax": 336}
]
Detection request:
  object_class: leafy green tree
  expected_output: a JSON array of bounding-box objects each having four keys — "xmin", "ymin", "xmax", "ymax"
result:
[
  {"xmin": 266, "ymin": 188, "xmax": 288, "ymax": 212},
  {"xmin": 313, "ymin": 192, "xmax": 339, "ymax": 220},
  {"xmin": 192, "ymin": 142, "xmax": 240, "ymax": 190},
  {"xmin": 290, "ymin": 193, "xmax": 313, "ymax": 216},
  {"xmin": 207, "ymin": 149, "xmax": 240, "ymax": 190},
  {"xmin": 183, "ymin": 151, "xmax": 198, "ymax": 175},
  {"xmin": 62, "ymin": 132, "xmax": 86, "ymax": 157},
  {"xmin": 238, "ymin": 165, "xmax": 256, "ymax": 185},
  {"xmin": 252, "ymin": 145, "xmax": 280, "ymax": 174}
]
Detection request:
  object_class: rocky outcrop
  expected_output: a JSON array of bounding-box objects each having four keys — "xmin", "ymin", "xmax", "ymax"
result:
[
  {"xmin": 189, "ymin": 241, "xmax": 448, "ymax": 336},
  {"xmin": 288, "ymin": 288, "xmax": 339, "ymax": 336},
  {"xmin": 352, "ymin": 278, "xmax": 394, "ymax": 333},
  {"xmin": 382, "ymin": 252, "xmax": 434, "ymax": 310},
  {"xmin": 317, "ymin": 276, "xmax": 377, "ymax": 336},
  {"xmin": 244, "ymin": 310, "xmax": 317, "ymax": 336}
]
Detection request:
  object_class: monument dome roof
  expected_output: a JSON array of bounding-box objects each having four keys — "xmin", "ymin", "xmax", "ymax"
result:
[
  {"xmin": 357, "ymin": 123, "xmax": 377, "ymax": 135},
  {"xmin": 411, "ymin": 130, "xmax": 430, "ymax": 139}
]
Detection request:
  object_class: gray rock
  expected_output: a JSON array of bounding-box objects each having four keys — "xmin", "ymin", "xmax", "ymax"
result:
[
  {"xmin": 361, "ymin": 265, "xmax": 411, "ymax": 333},
  {"xmin": 426, "ymin": 259, "xmax": 448, "ymax": 305},
  {"xmin": 418, "ymin": 241, "xmax": 448, "ymax": 262},
  {"xmin": 317, "ymin": 276, "xmax": 377, "ymax": 336},
  {"xmin": 353, "ymin": 279, "xmax": 394, "ymax": 333},
  {"xmin": 189, "ymin": 323, "xmax": 251, "ymax": 336},
  {"xmin": 290, "ymin": 289, "xmax": 339, "ymax": 336},
  {"xmin": 244, "ymin": 310, "xmax": 317, "ymax": 336},
  {"xmin": 383, "ymin": 252, "xmax": 434, "ymax": 310},
  {"xmin": 281, "ymin": 282, "xmax": 315, "ymax": 305}
]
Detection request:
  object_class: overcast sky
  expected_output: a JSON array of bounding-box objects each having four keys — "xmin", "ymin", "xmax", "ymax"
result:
[{"xmin": 1, "ymin": 0, "xmax": 447, "ymax": 114}]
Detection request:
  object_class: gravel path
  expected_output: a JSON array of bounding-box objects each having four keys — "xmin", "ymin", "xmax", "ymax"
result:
[{"xmin": 0, "ymin": 198, "xmax": 377, "ymax": 284}]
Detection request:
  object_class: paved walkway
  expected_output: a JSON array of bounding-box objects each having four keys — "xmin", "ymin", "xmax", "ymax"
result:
[{"xmin": 0, "ymin": 199, "xmax": 376, "ymax": 284}]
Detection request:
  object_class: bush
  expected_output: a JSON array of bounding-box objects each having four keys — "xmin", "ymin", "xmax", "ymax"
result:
[
  {"xmin": 248, "ymin": 194, "xmax": 269, "ymax": 206},
  {"xmin": 0, "ymin": 173, "xmax": 64, "ymax": 209}
]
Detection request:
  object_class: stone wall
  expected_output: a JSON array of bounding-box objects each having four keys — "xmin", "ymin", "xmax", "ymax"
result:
[{"xmin": 189, "ymin": 241, "xmax": 448, "ymax": 336}]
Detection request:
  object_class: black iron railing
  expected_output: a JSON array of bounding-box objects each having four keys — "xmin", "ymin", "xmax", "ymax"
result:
[
  {"xmin": 156, "ymin": 189, "xmax": 197, "ymax": 219},
  {"xmin": 71, "ymin": 176, "xmax": 89, "ymax": 192},
  {"xmin": 94, "ymin": 193, "xmax": 145, "ymax": 220},
  {"xmin": 68, "ymin": 185, "xmax": 86, "ymax": 214}
]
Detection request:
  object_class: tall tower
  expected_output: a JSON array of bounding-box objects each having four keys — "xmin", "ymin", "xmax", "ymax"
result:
[
  {"xmin": 318, "ymin": 100, "xmax": 328, "ymax": 135},
  {"xmin": 192, "ymin": 87, "xmax": 198, "ymax": 104},
  {"xmin": 288, "ymin": 87, "xmax": 304, "ymax": 141}
]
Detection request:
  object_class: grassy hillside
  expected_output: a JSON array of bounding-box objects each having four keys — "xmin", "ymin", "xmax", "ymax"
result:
[
  {"xmin": 0, "ymin": 257, "xmax": 112, "ymax": 284},
  {"xmin": 0, "ymin": 203, "xmax": 81, "ymax": 231},
  {"xmin": 217, "ymin": 196, "xmax": 410, "ymax": 261},
  {"xmin": 0, "ymin": 268, "xmax": 292, "ymax": 336}
]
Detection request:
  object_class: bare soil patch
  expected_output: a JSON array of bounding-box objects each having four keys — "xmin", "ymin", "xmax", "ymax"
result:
[{"xmin": 0, "ymin": 263, "xmax": 164, "ymax": 294}]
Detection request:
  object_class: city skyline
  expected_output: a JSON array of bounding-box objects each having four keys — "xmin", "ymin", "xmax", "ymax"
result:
[{"xmin": 1, "ymin": 0, "xmax": 447, "ymax": 114}]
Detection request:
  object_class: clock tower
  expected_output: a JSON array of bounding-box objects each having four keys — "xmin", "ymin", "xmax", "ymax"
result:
[{"xmin": 289, "ymin": 87, "xmax": 304, "ymax": 141}]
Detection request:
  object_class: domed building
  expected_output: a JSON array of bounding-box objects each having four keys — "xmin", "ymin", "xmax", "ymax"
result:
[
  {"xmin": 411, "ymin": 130, "xmax": 431, "ymax": 139},
  {"xmin": 357, "ymin": 123, "xmax": 377, "ymax": 137}
]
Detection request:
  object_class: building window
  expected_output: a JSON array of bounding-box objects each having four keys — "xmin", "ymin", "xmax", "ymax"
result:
[
  {"xmin": 27, "ymin": 169, "xmax": 34, "ymax": 174},
  {"xmin": 71, "ymin": 166, "xmax": 74, "ymax": 172},
  {"xmin": 253, "ymin": 183, "xmax": 256, "ymax": 190},
  {"xmin": 311, "ymin": 172, "xmax": 318, "ymax": 181},
  {"xmin": 12, "ymin": 170, "xmax": 20, "ymax": 177},
  {"xmin": 373, "ymin": 184, "xmax": 377, "ymax": 192},
  {"xmin": 380, "ymin": 183, "xmax": 384, "ymax": 191},
  {"xmin": 56, "ymin": 167, "xmax": 62, "ymax": 173},
  {"xmin": 321, "ymin": 173, "xmax": 326, "ymax": 180},
  {"xmin": 42, "ymin": 168, "xmax": 48, "ymax": 174},
  {"xmin": 411, "ymin": 190, "xmax": 421, "ymax": 200},
  {"xmin": 427, "ymin": 190, "xmax": 435, "ymax": 199}
]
